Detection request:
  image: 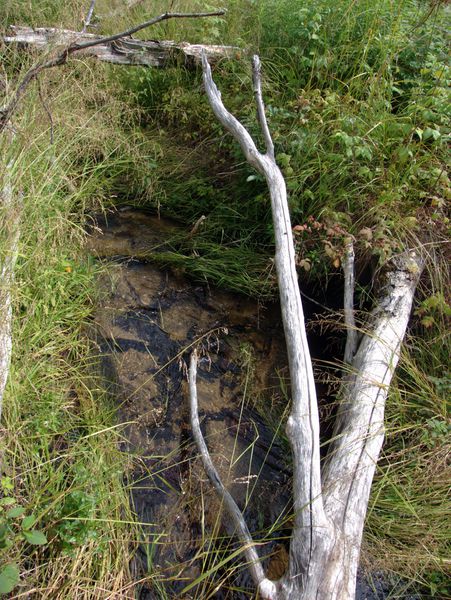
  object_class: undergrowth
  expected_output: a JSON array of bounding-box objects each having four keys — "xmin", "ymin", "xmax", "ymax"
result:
[
  {"xmin": 0, "ymin": 15, "xmax": 153, "ymax": 594},
  {"xmin": 1, "ymin": 0, "xmax": 449, "ymax": 597}
]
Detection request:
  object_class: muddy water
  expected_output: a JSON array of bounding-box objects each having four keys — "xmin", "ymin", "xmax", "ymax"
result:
[
  {"xmin": 88, "ymin": 210, "xmax": 420, "ymax": 600},
  {"xmin": 89, "ymin": 210, "xmax": 292, "ymax": 598}
]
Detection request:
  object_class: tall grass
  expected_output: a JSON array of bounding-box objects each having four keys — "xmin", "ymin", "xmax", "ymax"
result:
[
  {"xmin": 0, "ymin": 19, "xmax": 159, "ymax": 593},
  {"xmin": 1, "ymin": 0, "xmax": 449, "ymax": 597}
]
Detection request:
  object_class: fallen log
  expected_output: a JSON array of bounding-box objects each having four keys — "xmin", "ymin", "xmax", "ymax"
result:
[{"xmin": 3, "ymin": 26, "xmax": 239, "ymax": 68}]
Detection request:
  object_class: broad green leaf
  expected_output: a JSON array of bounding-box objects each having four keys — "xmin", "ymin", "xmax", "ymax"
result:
[
  {"xmin": 0, "ymin": 563, "xmax": 19, "ymax": 594},
  {"xmin": 0, "ymin": 498, "xmax": 15, "ymax": 507},
  {"xmin": 6, "ymin": 506, "xmax": 25, "ymax": 519},
  {"xmin": 22, "ymin": 515, "xmax": 36, "ymax": 531},
  {"xmin": 23, "ymin": 530, "xmax": 47, "ymax": 545}
]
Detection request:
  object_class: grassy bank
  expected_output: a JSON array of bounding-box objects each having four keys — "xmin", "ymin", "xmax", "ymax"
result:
[
  {"xmin": 0, "ymin": 13, "xmax": 152, "ymax": 593},
  {"xmin": 1, "ymin": 0, "xmax": 449, "ymax": 597}
]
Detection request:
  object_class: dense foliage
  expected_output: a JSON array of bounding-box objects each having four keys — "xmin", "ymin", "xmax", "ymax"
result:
[{"xmin": 0, "ymin": 0, "xmax": 449, "ymax": 597}]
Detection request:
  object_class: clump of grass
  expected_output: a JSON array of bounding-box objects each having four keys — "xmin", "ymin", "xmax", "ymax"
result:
[{"xmin": 0, "ymin": 28, "xmax": 159, "ymax": 594}]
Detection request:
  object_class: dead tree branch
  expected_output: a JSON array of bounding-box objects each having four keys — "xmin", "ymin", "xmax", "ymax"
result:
[
  {"xmin": 0, "ymin": 9, "xmax": 226, "ymax": 133},
  {"xmin": 199, "ymin": 52, "xmax": 424, "ymax": 600},
  {"xmin": 343, "ymin": 238, "xmax": 357, "ymax": 364},
  {"xmin": 82, "ymin": 0, "xmax": 96, "ymax": 33},
  {"xmin": 188, "ymin": 349, "xmax": 273, "ymax": 594},
  {"xmin": 4, "ymin": 26, "xmax": 237, "ymax": 69},
  {"xmin": 202, "ymin": 51, "xmax": 328, "ymax": 598},
  {"xmin": 320, "ymin": 251, "xmax": 423, "ymax": 597},
  {"xmin": 0, "ymin": 162, "xmax": 20, "ymax": 422}
]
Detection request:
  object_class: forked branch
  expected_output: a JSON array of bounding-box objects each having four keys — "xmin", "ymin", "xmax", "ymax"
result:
[
  {"xmin": 202, "ymin": 52, "xmax": 328, "ymax": 592},
  {"xmin": 198, "ymin": 53, "xmax": 423, "ymax": 600}
]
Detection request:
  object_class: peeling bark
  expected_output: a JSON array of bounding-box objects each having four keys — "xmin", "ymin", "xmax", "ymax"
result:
[{"xmin": 3, "ymin": 26, "xmax": 238, "ymax": 68}]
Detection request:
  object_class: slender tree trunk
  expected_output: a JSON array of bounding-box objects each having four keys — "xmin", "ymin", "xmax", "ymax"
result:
[
  {"xmin": 188, "ymin": 53, "xmax": 423, "ymax": 600},
  {"xmin": 0, "ymin": 160, "xmax": 20, "ymax": 423}
]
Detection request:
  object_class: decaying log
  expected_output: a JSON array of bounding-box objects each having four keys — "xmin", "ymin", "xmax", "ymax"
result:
[
  {"xmin": 0, "ymin": 10, "xmax": 227, "ymax": 133},
  {"xmin": 188, "ymin": 52, "xmax": 424, "ymax": 600},
  {"xmin": 3, "ymin": 26, "xmax": 239, "ymax": 68},
  {"xmin": 320, "ymin": 251, "xmax": 423, "ymax": 598}
]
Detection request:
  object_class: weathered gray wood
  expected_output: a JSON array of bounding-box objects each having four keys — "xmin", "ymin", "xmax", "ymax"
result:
[
  {"xmin": 1, "ymin": 10, "xmax": 228, "ymax": 133},
  {"xmin": 0, "ymin": 161, "xmax": 20, "ymax": 422},
  {"xmin": 202, "ymin": 51, "xmax": 327, "ymax": 599},
  {"xmin": 4, "ymin": 26, "xmax": 239, "ymax": 68},
  {"xmin": 343, "ymin": 239, "xmax": 358, "ymax": 365},
  {"xmin": 188, "ymin": 349, "xmax": 268, "ymax": 591},
  {"xmin": 200, "ymin": 52, "xmax": 423, "ymax": 600},
  {"xmin": 320, "ymin": 252, "xmax": 423, "ymax": 598}
]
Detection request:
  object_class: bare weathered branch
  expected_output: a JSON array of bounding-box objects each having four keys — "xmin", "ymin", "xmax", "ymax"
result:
[
  {"xmin": 320, "ymin": 251, "xmax": 423, "ymax": 597},
  {"xmin": 4, "ymin": 26, "xmax": 238, "ymax": 68},
  {"xmin": 0, "ymin": 9, "xmax": 226, "ymax": 133},
  {"xmin": 81, "ymin": 0, "xmax": 96, "ymax": 33},
  {"xmin": 203, "ymin": 52, "xmax": 329, "ymax": 593},
  {"xmin": 343, "ymin": 238, "xmax": 357, "ymax": 364},
  {"xmin": 202, "ymin": 53, "xmax": 423, "ymax": 600},
  {"xmin": 0, "ymin": 162, "xmax": 20, "ymax": 422},
  {"xmin": 188, "ymin": 349, "xmax": 274, "ymax": 595},
  {"xmin": 251, "ymin": 55, "xmax": 274, "ymax": 159}
]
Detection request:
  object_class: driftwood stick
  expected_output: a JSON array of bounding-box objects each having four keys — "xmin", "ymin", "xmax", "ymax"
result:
[
  {"xmin": 202, "ymin": 52, "xmax": 329, "ymax": 593},
  {"xmin": 0, "ymin": 162, "xmax": 20, "ymax": 422},
  {"xmin": 62, "ymin": 10, "xmax": 226, "ymax": 53},
  {"xmin": 251, "ymin": 56, "xmax": 274, "ymax": 159},
  {"xmin": 0, "ymin": 10, "xmax": 226, "ymax": 133},
  {"xmin": 343, "ymin": 238, "xmax": 357, "ymax": 365},
  {"xmin": 81, "ymin": 0, "xmax": 96, "ymax": 33},
  {"xmin": 188, "ymin": 350, "xmax": 274, "ymax": 595}
]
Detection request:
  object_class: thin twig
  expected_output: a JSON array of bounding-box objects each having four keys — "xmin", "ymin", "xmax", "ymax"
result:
[
  {"xmin": 188, "ymin": 349, "xmax": 269, "ymax": 590},
  {"xmin": 82, "ymin": 0, "xmax": 96, "ymax": 33},
  {"xmin": 251, "ymin": 55, "xmax": 274, "ymax": 159},
  {"xmin": 343, "ymin": 239, "xmax": 357, "ymax": 364},
  {"xmin": 0, "ymin": 9, "xmax": 225, "ymax": 133}
]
